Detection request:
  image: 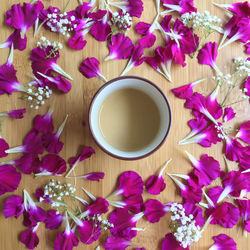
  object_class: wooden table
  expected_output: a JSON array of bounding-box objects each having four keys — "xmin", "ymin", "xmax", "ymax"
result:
[{"xmin": 0, "ymin": 0, "xmax": 249, "ymax": 249}]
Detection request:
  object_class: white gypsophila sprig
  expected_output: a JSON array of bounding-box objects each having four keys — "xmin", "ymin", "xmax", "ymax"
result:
[
  {"xmin": 169, "ymin": 203, "xmax": 202, "ymax": 248},
  {"xmin": 37, "ymin": 36, "xmax": 63, "ymax": 59},
  {"xmin": 84, "ymin": 214, "xmax": 114, "ymax": 231},
  {"xmin": 181, "ymin": 11, "xmax": 222, "ymax": 34},
  {"xmin": 233, "ymin": 57, "xmax": 250, "ymax": 76},
  {"xmin": 110, "ymin": 10, "xmax": 132, "ymax": 32}
]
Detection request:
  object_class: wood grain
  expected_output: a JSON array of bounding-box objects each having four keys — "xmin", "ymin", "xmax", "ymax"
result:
[{"xmin": 0, "ymin": 0, "xmax": 249, "ymax": 249}]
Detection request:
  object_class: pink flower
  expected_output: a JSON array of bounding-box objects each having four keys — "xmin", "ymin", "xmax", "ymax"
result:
[
  {"xmin": 5, "ymin": 109, "xmax": 26, "ymax": 119},
  {"xmin": 14, "ymin": 154, "xmax": 41, "ymax": 175},
  {"xmin": 20, "ymin": 223, "xmax": 40, "ymax": 249},
  {"xmin": 121, "ymin": 44, "xmax": 145, "ymax": 75},
  {"xmin": 123, "ymin": 194, "xmax": 144, "ymax": 213},
  {"xmin": 136, "ymin": 22, "xmax": 157, "ymax": 48},
  {"xmin": 223, "ymin": 107, "xmax": 236, "ymax": 122},
  {"xmin": 144, "ymin": 199, "xmax": 170, "ymax": 223},
  {"xmin": 209, "ymin": 234, "xmax": 237, "ymax": 250},
  {"xmin": 105, "ymin": 33, "xmax": 133, "ymax": 61},
  {"xmin": 225, "ymin": 138, "xmax": 246, "ymax": 162},
  {"xmin": 77, "ymin": 172, "xmax": 105, "ymax": 181},
  {"xmin": 79, "ymin": 57, "xmax": 107, "ymax": 82},
  {"xmin": 54, "ymin": 214, "xmax": 79, "ymax": 250},
  {"xmin": 86, "ymin": 197, "xmax": 109, "ymax": 216},
  {"xmin": 3, "ymin": 195, "xmax": 24, "ymax": 218},
  {"xmin": 90, "ymin": 13, "xmax": 111, "ymax": 41},
  {"xmin": 22, "ymin": 189, "xmax": 47, "ymax": 227},
  {"xmin": 30, "ymin": 47, "xmax": 73, "ymax": 80},
  {"xmin": 33, "ymin": 105, "xmax": 54, "ymax": 134},
  {"xmin": 104, "ymin": 236, "xmax": 132, "ymax": 250},
  {"xmin": 236, "ymin": 120, "xmax": 250, "ymax": 144},
  {"xmin": 109, "ymin": 0, "xmax": 143, "ymax": 17},
  {"xmin": 42, "ymin": 115, "xmax": 68, "ymax": 154},
  {"xmin": 36, "ymin": 154, "xmax": 67, "ymax": 176},
  {"xmin": 172, "ymin": 79, "xmax": 205, "ymax": 99},
  {"xmin": 66, "ymin": 146, "xmax": 95, "ymax": 177},
  {"xmin": 6, "ymin": 129, "xmax": 44, "ymax": 155},
  {"xmin": 0, "ymin": 138, "xmax": 9, "ymax": 158},
  {"xmin": 206, "ymin": 201, "xmax": 240, "ymax": 228},
  {"xmin": 219, "ymin": 16, "xmax": 250, "ymax": 49},
  {"xmin": 237, "ymin": 199, "xmax": 250, "ymax": 232},
  {"xmin": 68, "ymin": 32, "xmax": 88, "ymax": 50},
  {"xmin": 161, "ymin": 0, "xmax": 197, "ymax": 15},
  {"xmin": 6, "ymin": 2, "xmax": 44, "ymax": 38},
  {"xmin": 112, "ymin": 171, "xmax": 144, "ymax": 197},
  {"xmin": 0, "ymin": 29, "xmax": 27, "ymax": 51},
  {"xmin": 197, "ymin": 42, "xmax": 220, "ymax": 72},
  {"xmin": 168, "ymin": 175, "xmax": 202, "ymax": 203},
  {"xmin": 45, "ymin": 210, "xmax": 64, "ymax": 230},
  {"xmin": 217, "ymin": 170, "xmax": 248, "ymax": 202},
  {"xmin": 110, "ymin": 208, "xmax": 144, "ymax": 239},
  {"xmin": 0, "ymin": 45, "xmax": 25, "ymax": 95},
  {"xmin": 185, "ymin": 152, "xmax": 220, "ymax": 187},
  {"xmin": 145, "ymin": 159, "xmax": 172, "ymax": 195},
  {"xmin": 183, "ymin": 202, "xmax": 205, "ymax": 227},
  {"xmin": 0, "ymin": 165, "xmax": 21, "ymax": 195},
  {"xmin": 245, "ymin": 42, "xmax": 250, "ymax": 54},
  {"xmin": 162, "ymin": 233, "xmax": 189, "ymax": 250}
]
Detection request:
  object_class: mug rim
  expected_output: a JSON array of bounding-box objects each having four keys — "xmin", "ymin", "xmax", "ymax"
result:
[{"xmin": 88, "ymin": 75, "xmax": 172, "ymax": 160}]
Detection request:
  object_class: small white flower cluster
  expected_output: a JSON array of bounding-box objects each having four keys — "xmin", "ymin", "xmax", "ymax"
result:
[
  {"xmin": 46, "ymin": 10, "xmax": 76, "ymax": 37},
  {"xmin": 43, "ymin": 179, "xmax": 76, "ymax": 204},
  {"xmin": 215, "ymin": 124, "xmax": 226, "ymax": 139},
  {"xmin": 37, "ymin": 37, "xmax": 63, "ymax": 58},
  {"xmin": 212, "ymin": 72, "xmax": 232, "ymax": 86},
  {"xmin": 110, "ymin": 10, "xmax": 132, "ymax": 32},
  {"xmin": 27, "ymin": 82, "xmax": 52, "ymax": 110},
  {"xmin": 233, "ymin": 57, "xmax": 250, "ymax": 76},
  {"xmin": 181, "ymin": 11, "xmax": 221, "ymax": 34},
  {"xmin": 85, "ymin": 214, "xmax": 114, "ymax": 231},
  {"xmin": 170, "ymin": 203, "xmax": 202, "ymax": 248}
]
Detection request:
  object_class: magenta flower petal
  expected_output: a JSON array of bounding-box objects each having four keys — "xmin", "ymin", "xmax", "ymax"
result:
[
  {"xmin": 236, "ymin": 120, "xmax": 250, "ymax": 144},
  {"xmin": 7, "ymin": 109, "xmax": 26, "ymax": 119},
  {"xmin": 23, "ymin": 129, "xmax": 44, "ymax": 154},
  {"xmin": 105, "ymin": 33, "xmax": 133, "ymax": 60},
  {"xmin": 183, "ymin": 202, "xmax": 205, "ymax": 227},
  {"xmin": 209, "ymin": 234, "xmax": 237, "ymax": 250},
  {"xmin": 76, "ymin": 0, "xmax": 96, "ymax": 18},
  {"xmin": 33, "ymin": 107, "xmax": 54, "ymax": 134},
  {"xmin": 145, "ymin": 175, "xmax": 166, "ymax": 195},
  {"xmin": 139, "ymin": 33, "xmax": 156, "ymax": 48},
  {"xmin": 186, "ymin": 152, "xmax": 220, "ymax": 187},
  {"xmin": 90, "ymin": 14, "xmax": 111, "ymax": 41},
  {"xmin": 15, "ymin": 153, "xmax": 41, "ymax": 175},
  {"xmin": 0, "ymin": 165, "xmax": 21, "ymax": 195},
  {"xmin": 79, "ymin": 57, "xmax": 107, "ymax": 82},
  {"xmin": 0, "ymin": 29, "xmax": 27, "ymax": 51},
  {"xmin": 144, "ymin": 199, "xmax": 169, "ymax": 223},
  {"xmin": 162, "ymin": 233, "xmax": 189, "ymax": 250},
  {"xmin": 116, "ymin": 171, "xmax": 144, "ymax": 197},
  {"xmin": 45, "ymin": 210, "xmax": 64, "ymax": 230},
  {"xmin": 104, "ymin": 236, "xmax": 132, "ymax": 250},
  {"xmin": 68, "ymin": 32, "xmax": 87, "ymax": 50},
  {"xmin": 206, "ymin": 202, "xmax": 240, "ymax": 228},
  {"xmin": 124, "ymin": 194, "xmax": 144, "ymax": 213},
  {"xmin": 172, "ymin": 79, "xmax": 205, "ymax": 99},
  {"xmin": 197, "ymin": 42, "xmax": 219, "ymax": 71},
  {"xmin": 225, "ymin": 138, "xmax": 246, "ymax": 162},
  {"xmin": 38, "ymin": 154, "xmax": 67, "ymax": 176},
  {"xmin": 223, "ymin": 107, "xmax": 236, "ymax": 122},
  {"xmin": 87, "ymin": 197, "xmax": 109, "ymax": 216},
  {"xmin": 34, "ymin": 188, "xmax": 52, "ymax": 203},
  {"xmin": 54, "ymin": 226, "xmax": 79, "ymax": 250},
  {"xmin": 109, "ymin": 208, "xmax": 138, "ymax": 240},
  {"xmin": 82, "ymin": 172, "xmax": 105, "ymax": 181},
  {"xmin": 236, "ymin": 199, "xmax": 250, "ymax": 231},
  {"xmin": 208, "ymin": 186, "xmax": 223, "ymax": 205},
  {"xmin": 136, "ymin": 22, "xmax": 157, "ymax": 48},
  {"xmin": 162, "ymin": 0, "xmax": 197, "ymax": 14},
  {"xmin": 6, "ymin": 2, "xmax": 44, "ymax": 38},
  {"xmin": 243, "ymin": 76, "xmax": 250, "ymax": 98},
  {"xmin": 77, "ymin": 220, "xmax": 95, "ymax": 244},
  {"xmin": 245, "ymin": 42, "xmax": 250, "ymax": 54},
  {"xmin": 3, "ymin": 195, "xmax": 24, "ymax": 218},
  {"xmin": 0, "ymin": 138, "xmax": 9, "ymax": 158},
  {"xmin": 224, "ymin": 2, "xmax": 250, "ymax": 18},
  {"xmin": 114, "ymin": 0, "xmax": 143, "ymax": 18},
  {"xmin": 69, "ymin": 146, "xmax": 95, "ymax": 167},
  {"xmin": 20, "ymin": 225, "xmax": 40, "ymax": 250}
]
